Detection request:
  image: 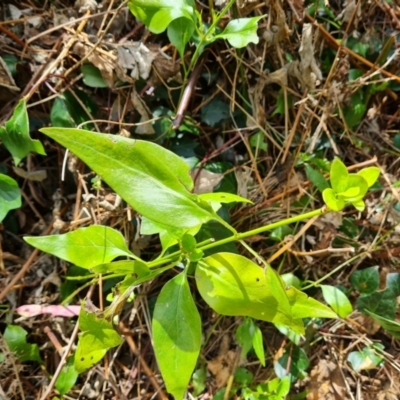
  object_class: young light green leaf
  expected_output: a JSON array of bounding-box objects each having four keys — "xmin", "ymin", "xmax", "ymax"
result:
[
  {"xmin": 196, "ymin": 253, "xmax": 279, "ymax": 322},
  {"xmin": 286, "ymin": 286, "xmax": 337, "ymax": 319},
  {"xmin": 4, "ymin": 324, "xmax": 43, "ymax": 364},
  {"xmin": 128, "ymin": 0, "xmax": 194, "ymax": 34},
  {"xmin": 0, "ymin": 99, "xmax": 46, "ymax": 165},
  {"xmin": 357, "ymin": 167, "xmax": 380, "ymax": 188},
  {"xmin": 320, "ymin": 285, "xmax": 353, "ymax": 318},
  {"xmin": 215, "ymin": 16, "xmax": 264, "ymax": 48},
  {"xmin": 40, "ymin": 128, "xmax": 217, "ymax": 229},
  {"xmin": 75, "ymin": 304, "xmax": 123, "ymax": 373},
  {"xmin": 348, "ymin": 345, "xmax": 384, "ymax": 372},
  {"xmin": 167, "ymin": 17, "xmax": 195, "ymax": 60},
  {"xmin": 322, "ymin": 188, "xmax": 345, "ymax": 211},
  {"xmin": 25, "ymin": 226, "xmax": 136, "ymax": 269},
  {"xmin": 0, "ymin": 174, "xmax": 21, "ymax": 221},
  {"xmin": 153, "ymin": 272, "xmax": 202, "ymax": 400},
  {"xmin": 329, "ymin": 157, "xmax": 349, "ymax": 193}
]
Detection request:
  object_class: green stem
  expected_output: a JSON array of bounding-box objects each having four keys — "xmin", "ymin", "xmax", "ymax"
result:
[{"xmin": 148, "ymin": 207, "xmax": 327, "ymax": 268}]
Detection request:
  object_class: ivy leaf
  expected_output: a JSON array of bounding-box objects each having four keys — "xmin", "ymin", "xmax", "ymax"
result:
[
  {"xmin": 0, "ymin": 174, "xmax": 21, "ymax": 221},
  {"xmin": 350, "ymin": 266, "xmax": 379, "ymax": 294},
  {"xmin": 75, "ymin": 303, "xmax": 123, "ymax": 373},
  {"xmin": 128, "ymin": 0, "xmax": 195, "ymax": 34},
  {"xmin": 3, "ymin": 325, "xmax": 43, "ymax": 364},
  {"xmin": 356, "ymin": 289, "xmax": 396, "ymax": 320},
  {"xmin": 40, "ymin": 127, "xmax": 218, "ymax": 229},
  {"xmin": 0, "ymin": 99, "xmax": 46, "ymax": 166},
  {"xmin": 321, "ymin": 285, "xmax": 353, "ymax": 318},
  {"xmin": 153, "ymin": 272, "xmax": 202, "ymax": 400},
  {"xmin": 25, "ymin": 226, "xmax": 136, "ymax": 269},
  {"xmin": 365, "ymin": 310, "xmax": 400, "ymax": 339},
  {"xmin": 215, "ymin": 16, "xmax": 264, "ymax": 48}
]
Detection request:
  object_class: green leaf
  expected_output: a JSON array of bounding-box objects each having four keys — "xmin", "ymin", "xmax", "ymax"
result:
[
  {"xmin": 75, "ymin": 303, "xmax": 123, "ymax": 373},
  {"xmin": 199, "ymin": 192, "xmax": 252, "ymax": 204},
  {"xmin": 0, "ymin": 99, "xmax": 46, "ymax": 165},
  {"xmin": 269, "ymin": 225, "xmax": 293, "ymax": 242},
  {"xmin": 4, "ymin": 325, "xmax": 43, "ymax": 364},
  {"xmin": 320, "ymin": 285, "xmax": 353, "ymax": 318},
  {"xmin": 200, "ymin": 98, "xmax": 230, "ymax": 127},
  {"xmin": 153, "ymin": 272, "xmax": 201, "ymax": 400},
  {"xmin": 196, "ymin": 253, "xmax": 318, "ymax": 334},
  {"xmin": 236, "ymin": 318, "xmax": 255, "ymax": 358},
  {"xmin": 252, "ymin": 323, "xmax": 265, "ymax": 366},
  {"xmin": 25, "ymin": 225, "xmax": 136, "ymax": 269},
  {"xmin": 215, "ymin": 16, "xmax": 264, "ymax": 48},
  {"xmin": 305, "ymin": 164, "xmax": 330, "ymax": 193},
  {"xmin": 81, "ymin": 64, "xmax": 108, "ymax": 88},
  {"xmin": 286, "ymin": 286, "xmax": 337, "ymax": 319},
  {"xmin": 0, "ymin": 174, "xmax": 21, "ymax": 221},
  {"xmin": 128, "ymin": 0, "xmax": 194, "ymax": 34},
  {"xmin": 55, "ymin": 356, "xmax": 78, "ymax": 396},
  {"xmin": 249, "ymin": 131, "xmax": 267, "ymax": 151},
  {"xmin": 50, "ymin": 97, "xmax": 75, "ymax": 128},
  {"xmin": 322, "ymin": 188, "xmax": 345, "ymax": 211},
  {"xmin": 357, "ymin": 167, "xmax": 380, "ymax": 188},
  {"xmin": 167, "ymin": 17, "xmax": 195, "ymax": 59},
  {"xmin": 40, "ymin": 127, "xmax": 218, "ymax": 229},
  {"xmin": 192, "ymin": 366, "xmax": 207, "ymax": 396},
  {"xmin": 350, "ymin": 266, "xmax": 379, "ymax": 294}
]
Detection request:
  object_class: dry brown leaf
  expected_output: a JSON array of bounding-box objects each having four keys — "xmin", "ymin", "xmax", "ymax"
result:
[
  {"xmin": 306, "ymin": 359, "xmax": 347, "ymax": 400},
  {"xmin": 207, "ymin": 350, "xmax": 236, "ymax": 388},
  {"xmin": 12, "ymin": 167, "xmax": 47, "ymax": 182},
  {"xmin": 148, "ymin": 50, "xmax": 182, "ymax": 87}
]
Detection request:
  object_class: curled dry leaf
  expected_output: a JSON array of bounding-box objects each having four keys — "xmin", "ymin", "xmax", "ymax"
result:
[
  {"xmin": 131, "ymin": 90, "xmax": 155, "ymax": 135},
  {"xmin": 207, "ymin": 350, "xmax": 237, "ymax": 388},
  {"xmin": 12, "ymin": 167, "xmax": 47, "ymax": 182},
  {"xmin": 191, "ymin": 169, "xmax": 224, "ymax": 194}
]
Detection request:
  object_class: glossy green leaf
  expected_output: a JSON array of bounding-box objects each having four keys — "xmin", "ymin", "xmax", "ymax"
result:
[
  {"xmin": 25, "ymin": 226, "xmax": 135, "ymax": 269},
  {"xmin": 305, "ymin": 164, "xmax": 330, "ymax": 193},
  {"xmin": 153, "ymin": 272, "xmax": 201, "ymax": 400},
  {"xmin": 92, "ymin": 260, "xmax": 149, "ymax": 274},
  {"xmin": 386, "ymin": 273, "xmax": 400, "ymax": 297},
  {"xmin": 0, "ymin": 99, "xmax": 45, "ymax": 165},
  {"xmin": 128, "ymin": 0, "xmax": 194, "ymax": 34},
  {"xmin": 4, "ymin": 325, "xmax": 43, "ymax": 364},
  {"xmin": 281, "ymin": 273, "xmax": 302, "ymax": 290},
  {"xmin": 351, "ymin": 199, "xmax": 366, "ymax": 211},
  {"xmin": 336, "ymin": 175, "xmax": 368, "ymax": 201},
  {"xmin": 357, "ymin": 167, "xmax": 380, "ymax": 188},
  {"xmin": 270, "ymin": 225, "xmax": 293, "ymax": 242},
  {"xmin": 40, "ymin": 128, "xmax": 217, "ymax": 229},
  {"xmin": 350, "ymin": 266, "xmax": 379, "ymax": 294},
  {"xmin": 50, "ymin": 97, "xmax": 75, "ymax": 128},
  {"xmin": 215, "ymin": 16, "xmax": 264, "ymax": 48},
  {"xmin": 322, "ymin": 188, "xmax": 344, "ymax": 211},
  {"xmin": 55, "ymin": 356, "xmax": 78, "ymax": 396},
  {"xmin": 167, "ymin": 17, "xmax": 195, "ymax": 59},
  {"xmin": 321, "ymin": 285, "xmax": 353, "ymax": 318},
  {"xmin": 75, "ymin": 303, "xmax": 123, "ymax": 373},
  {"xmin": 0, "ymin": 174, "xmax": 21, "ymax": 221}
]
